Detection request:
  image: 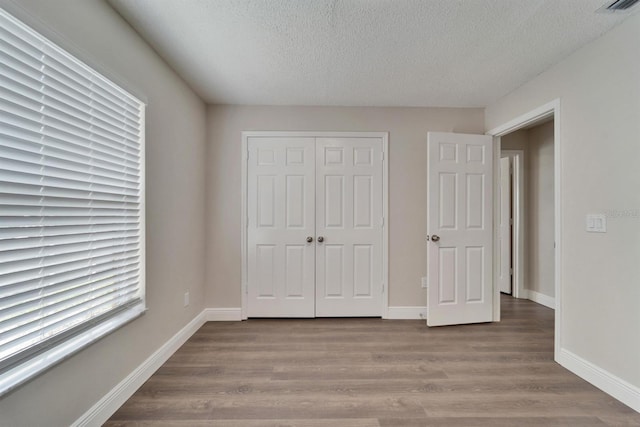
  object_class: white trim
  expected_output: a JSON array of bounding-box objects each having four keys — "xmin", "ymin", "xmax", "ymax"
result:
[
  {"xmin": 558, "ymin": 349, "xmax": 640, "ymax": 413},
  {"xmin": 501, "ymin": 150, "xmax": 525, "ymax": 300},
  {"xmin": 487, "ymin": 100, "xmax": 557, "ymax": 137},
  {"xmin": 241, "ymin": 140, "xmax": 248, "ymax": 320},
  {"xmin": 487, "ymin": 98, "xmax": 562, "ymax": 362},
  {"xmin": 386, "ymin": 306, "xmax": 427, "ymax": 320},
  {"xmin": 524, "ymin": 290, "xmax": 555, "ymax": 309},
  {"xmin": 241, "ymin": 131, "xmax": 390, "ymax": 319},
  {"xmin": 204, "ymin": 308, "xmax": 243, "ymax": 321},
  {"xmin": 72, "ymin": 311, "xmax": 206, "ymax": 427},
  {"xmin": 381, "ymin": 134, "xmax": 390, "ymax": 319}
]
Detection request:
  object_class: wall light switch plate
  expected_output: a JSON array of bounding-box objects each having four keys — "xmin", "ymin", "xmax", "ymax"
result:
[
  {"xmin": 421, "ymin": 277, "xmax": 428, "ymax": 288},
  {"xmin": 586, "ymin": 214, "xmax": 606, "ymax": 233}
]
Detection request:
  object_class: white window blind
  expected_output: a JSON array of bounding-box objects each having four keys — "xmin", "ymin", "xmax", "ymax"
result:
[{"xmin": 0, "ymin": 9, "xmax": 145, "ymax": 395}]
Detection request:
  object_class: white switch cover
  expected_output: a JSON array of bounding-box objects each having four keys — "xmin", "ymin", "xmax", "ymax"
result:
[
  {"xmin": 421, "ymin": 277, "xmax": 428, "ymax": 288},
  {"xmin": 586, "ymin": 214, "xmax": 606, "ymax": 233}
]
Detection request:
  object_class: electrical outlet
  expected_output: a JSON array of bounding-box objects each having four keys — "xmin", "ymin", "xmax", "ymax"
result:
[
  {"xmin": 421, "ymin": 277, "xmax": 428, "ymax": 288},
  {"xmin": 183, "ymin": 291, "xmax": 190, "ymax": 307}
]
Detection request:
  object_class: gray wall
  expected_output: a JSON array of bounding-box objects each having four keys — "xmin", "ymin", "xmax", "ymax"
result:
[
  {"xmin": 205, "ymin": 105, "xmax": 484, "ymax": 308},
  {"xmin": 487, "ymin": 12, "xmax": 640, "ymax": 389},
  {"xmin": 0, "ymin": 1, "xmax": 207, "ymax": 425}
]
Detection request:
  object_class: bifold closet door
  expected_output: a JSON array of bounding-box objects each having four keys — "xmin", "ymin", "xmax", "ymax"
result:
[
  {"xmin": 247, "ymin": 137, "xmax": 316, "ymax": 317},
  {"xmin": 315, "ymin": 138, "xmax": 383, "ymax": 317},
  {"xmin": 247, "ymin": 135, "xmax": 384, "ymax": 318}
]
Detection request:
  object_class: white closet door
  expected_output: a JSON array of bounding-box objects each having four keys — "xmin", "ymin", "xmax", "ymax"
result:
[
  {"xmin": 427, "ymin": 132, "xmax": 493, "ymax": 326},
  {"xmin": 315, "ymin": 137, "xmax": 383, "ymax": 317},
  {"xmin": 247, "ymin": 137, "xmax": 316, "ymax": 317}
]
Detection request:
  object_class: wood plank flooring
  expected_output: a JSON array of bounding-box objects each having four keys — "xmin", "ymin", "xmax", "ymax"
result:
[{"xmin": 106, "ymin": 296, "xmax": 640, "ymax": 426}]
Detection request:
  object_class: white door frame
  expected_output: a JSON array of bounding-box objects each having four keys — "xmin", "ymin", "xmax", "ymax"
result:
[
  {"xmin": 241, "ymin": 131, "xmax": 389, "ymax": 320},
  {"xmin": 501, "ymin": 150, "xmax": 525, "ymax": 299},
  {"xmin": 487, "ymin": 99, "xmax": 561, "ymax": 361}
]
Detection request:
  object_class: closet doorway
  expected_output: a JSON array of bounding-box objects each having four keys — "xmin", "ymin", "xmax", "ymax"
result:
[{"xmin": 241, "ymin": 132, "xmax": 389, "ymax": 318}]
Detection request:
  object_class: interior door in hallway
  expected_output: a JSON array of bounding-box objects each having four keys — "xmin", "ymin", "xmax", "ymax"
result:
[
  {"xmin": 315, "ymin": 138, "xmax": 383, "ymax": 317},
  {"xmin": 427, "ymin": 132, "xmax": 493, "ymax": 326},
  {"xmin": 499, "ymin": 156, "xmax": 512, "ymax": 294},
  {"xmin": 247, "ymin": 137, "xmax": 316, "ymax": 317}
]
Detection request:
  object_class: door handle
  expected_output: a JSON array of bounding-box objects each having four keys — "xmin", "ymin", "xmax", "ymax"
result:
[
  {"xmin": 317, "ymin": 236, "xmax": 324, "ymax": 243},
  {"xmin": 431, "ymin": 234, "xmax": 440, "ymax": 242},
  {"xmin": 306, "ymin": 236, "xmax": 313, "ymax": 243}
]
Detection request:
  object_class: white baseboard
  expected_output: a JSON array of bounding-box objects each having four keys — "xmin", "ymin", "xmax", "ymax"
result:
[
  {"xmin": 525, "ymin": 290, "xmax": 555, "ymax": 309},
  {"xmin": 73, "ymin": 311, "xmax": 207, "ymax": 427},
  {"xmin": 204, "ymin": 307, "xmax": 242, "ymax": 321},
  {"xmin": 558, "ymin": 348, "xmax": 640, "ymax": 413},
  {"xmin": 385, "ymin": 306, "xmax": 427, "ymax": 320}
]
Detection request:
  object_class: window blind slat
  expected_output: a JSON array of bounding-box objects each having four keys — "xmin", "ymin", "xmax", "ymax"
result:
[
  {"xmin": 0, "ymin": 251, "xmax": 140, "ymax": 290},
  {"xmin": 42, "ymin": 47, "xmax": 140, "ymax": 114},
  {"xmin": 0, "ymin": 169, "xmax": 140, "ymax": 195},
  {"xmin": 0, "ymin": 126, "xmax": 141, "ymax": 176},
  {"xmin": 0, "ymin": 236, "xmax": 140, "ymax": 264},
  {"xmin": 0, "ymin": 154, "xmax": 140, "ymax": 189},
  {"xmin": 1, "ymin": 271, "xmax": 140, "ymax": 327},
  {"xmin": 0, "ymin": 49, "xmax": 44, "ymax": 87},
  {"xmin": 40, "ymin": 64, "xmax": 140, "ymax": 125},
  {"xmin": 40, "ymin": 73, "xmax": 140, "ymax": 130},
  {"xmin": 0, "ymin": 239, "xmax": 140, "ymax": 278},
  {"xmin": 0, "ymin": 182, "xmax": 139, "ymax": 204},
  {"xmin": 0, "ymin": 24, "xmax": 43, "ymax": 57},
  {"xmin": 0, "ymin": 284, "xmax": 139, "ymax": 349},
  {"xmin": 0, "ymin": 215, "xmax": 139, "ymax": 229},
  {"xmin": 0, "ymin": 223, "xmax": 138, "ymax": 239},
  {"xmin": 0, "ymin": 285, "xmax": 140, "ymax": 361},
  {"xmin": 0, "ymin": 107, "xmax": 141, "ymax": 167},
  {"xmin": 1, "ymin": 269, "xmax": 140, "ymax": 324},
  {"xmin": 42, "ymin": 126, "xmax": 140, "ymax": 165},
  {"xmin": 0, "ymin": 228, "xmax": 139, "ymax": 252},
  {"xmin": 0, "ymin": 145, "xmax": 139, "ymax": 185},
  {"xmin": 0, "ymin": 194, "xmax": 139, "ymax": 213},
  {"xmin": 1, "ymin": 258, "xmax": 140, "ymax": 303},
  {"xmin": 42, "ymin": 103, "xmax": 141, "ymax": 152}
]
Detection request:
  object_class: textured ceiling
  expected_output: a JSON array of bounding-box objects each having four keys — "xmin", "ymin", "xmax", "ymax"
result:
[{"xmin": 107, "ymin": 0, "xmax": 634, "ymax": 107}]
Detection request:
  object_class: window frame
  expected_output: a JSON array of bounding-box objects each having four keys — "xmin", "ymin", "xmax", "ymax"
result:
[{"xmin": 0, "ymin": 7, "xmax": 146, "ymax": 396}]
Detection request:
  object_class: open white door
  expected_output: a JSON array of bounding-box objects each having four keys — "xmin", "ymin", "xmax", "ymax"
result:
[
  {"xmin": 499, "ymin": 156, "xmax": 512, "ymax": 294},
  {"xmin": 427, "ymin": 132, "xmax": 493, "ymax": 326}
]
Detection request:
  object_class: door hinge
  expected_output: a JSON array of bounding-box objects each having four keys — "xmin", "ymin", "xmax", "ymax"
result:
[
  {"xmin": 381, "ymin": 152, "xmax": 384, "ymax": 162},
  {"xmin": 510, "ymin": 218, "xmax": 513, "ymax": 226},
  {"xmin": 381, "ymin": 217, "xmax": 385, "ymax": 227},
  {"xmin": 382, "ymin": 283, "xmax": 385, "ymax": 293},
  {"xmin": 510, "ymin": 268, "xmax": 513, "ymax": 275}
]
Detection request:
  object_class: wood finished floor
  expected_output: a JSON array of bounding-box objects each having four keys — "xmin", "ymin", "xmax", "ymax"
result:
[{"xmin": 106, "ymin": 296, "xmax": 640, "ymax": 426}]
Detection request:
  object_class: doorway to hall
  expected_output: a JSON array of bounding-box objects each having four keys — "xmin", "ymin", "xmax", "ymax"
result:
[{"xmin": 499, "ymin": 119, "xmax": 556, "ymax": 311}]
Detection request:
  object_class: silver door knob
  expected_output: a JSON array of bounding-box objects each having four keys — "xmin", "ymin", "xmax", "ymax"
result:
[
  {"xmin": 317, "ymin": 236, "xmax": 324, "ymax": 243},
  {"xmin": 431, "ymin": 235, "xmax": 440, "ymax": 242},
  {"xmin": 306, "ymin": 236, "xmax": 313, "ymax": 243}
]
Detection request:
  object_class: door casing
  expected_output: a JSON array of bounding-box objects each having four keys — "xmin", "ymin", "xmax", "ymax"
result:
[
  {"xmin": 487, "ymin": 99, "xmax": 561, "ymax": 361},
  {"xmin": 241, "ymin": 131, "xmax": 389, "ymax": 320}
]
